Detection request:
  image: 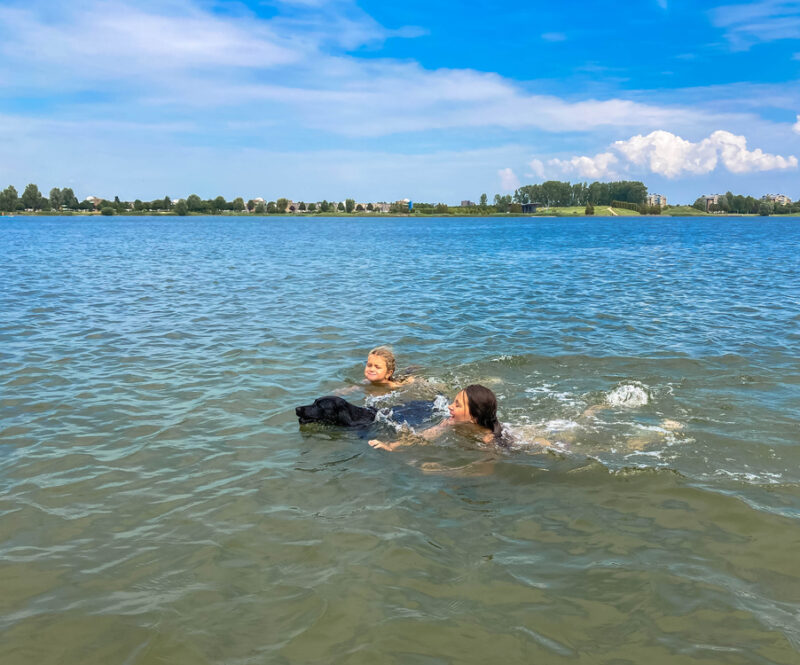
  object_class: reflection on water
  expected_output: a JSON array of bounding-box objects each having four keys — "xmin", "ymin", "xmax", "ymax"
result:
[{"xmin": 1, "ymin": 216, "xmax": 799, "ymax": 664}]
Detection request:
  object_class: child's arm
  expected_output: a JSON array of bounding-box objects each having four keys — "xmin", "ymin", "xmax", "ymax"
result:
[{"xmin": 368, "ymin": 424, "xmax": 437, "ymax": 452}]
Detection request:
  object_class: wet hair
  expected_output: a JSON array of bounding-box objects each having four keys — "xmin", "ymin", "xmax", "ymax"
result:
[
  {"xmin": 368, "ymin": 346, "xmax": 396, "ymax": 380},
  {"xmin": 464, "ymin": 384, "xmax": 504, "ymax": 443}
]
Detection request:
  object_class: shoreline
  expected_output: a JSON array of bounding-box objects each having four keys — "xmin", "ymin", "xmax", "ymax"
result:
[{"xmin": 2, "ymin": 210, "xmax": 798, "ymax": 219}]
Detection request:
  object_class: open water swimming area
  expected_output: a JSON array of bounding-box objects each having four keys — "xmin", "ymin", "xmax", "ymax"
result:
[{"xmin": 1, "ymin": 215, "xmax": 800, "ymax": 664}]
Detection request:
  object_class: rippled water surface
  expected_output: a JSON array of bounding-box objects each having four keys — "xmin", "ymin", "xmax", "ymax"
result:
[{"xmin": 2, "ymin": 216, "xmax": 799, "ymax": 664}]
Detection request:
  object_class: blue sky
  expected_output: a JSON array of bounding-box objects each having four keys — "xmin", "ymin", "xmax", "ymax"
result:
[{"xmin": 1, "ymin": 0, "xmax": 799, "ymax": 204}]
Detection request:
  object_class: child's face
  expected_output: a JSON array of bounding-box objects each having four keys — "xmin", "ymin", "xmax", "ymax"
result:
[
  {"xmin": 365, "ymin": 354, "xmax": 391, "ymax": 383},
  {"xmin": 448, "ymin": 390, "xmax": 473, "ymax": 423}
]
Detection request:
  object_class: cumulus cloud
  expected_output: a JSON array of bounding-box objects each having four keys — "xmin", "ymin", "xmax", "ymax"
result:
[
  {"xmin": 498, "ymin": 167, "xmax": 520, "ymax": 191},
  {"xmin": 550, "ymin": 129, "xmax": 797, "ymax": 178},
  {"xmin": 794, "ymin": 114, "xmax": 800, "ymax": 133},
  {"xmin": 549, "ymin": 153, "xmax": 618, "ymax": 179},
  {"xmin": 528, "ymin": 159, "xmax": 546, "ymax": 178}
]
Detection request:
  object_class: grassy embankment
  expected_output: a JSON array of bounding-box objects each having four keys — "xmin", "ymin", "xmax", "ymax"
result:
[
  {"xmin": 535, "ymin": 206, "xmax": 641, "ymax": 216},
  {"xmin": 660, "ymin": 205, "xmax": 711, "ymax": 216}
]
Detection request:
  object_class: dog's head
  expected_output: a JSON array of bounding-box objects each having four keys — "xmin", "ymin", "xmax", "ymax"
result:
[{"xmin": 295, "ymin": 396, "xmax": 377, "ymax": 427}]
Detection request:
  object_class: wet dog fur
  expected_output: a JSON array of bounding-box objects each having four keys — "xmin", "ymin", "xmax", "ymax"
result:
[{"xmin": 295, "ymin": 396, "xmax": 377, "ymax": 428}]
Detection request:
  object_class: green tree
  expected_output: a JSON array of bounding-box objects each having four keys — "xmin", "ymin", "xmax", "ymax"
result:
[
  {"xmin": 434, "ymin": 203, "xmax": 449, "ymax": 214},
  {"xmin": 355, "ymin": 203, "xmax": 364, "ymax": 212},
  {"xmin": 21, "ymin": 184, "xmax": 42, "ymax": 210},
  {"xmin": 298, "ymin": 201, "xmax": 306, "ymax": 211},
  {"xmin": 308, "ymin": 202, "xmax": 316, "ymax": 212},
  {"xmin": 758, "ymin": 202, "xmax": 772, "ymax": 216},
  {"xmin": 133, "ymin": 199, "xmax": 144, "ymax": 211},
  {"xmin": 174, "ymin": 199, "xmax": 189, "ymax": 216},
  {"xmin": 212, "ymin": 195, "xmax": 227, "ymax": 212},
  {"xmin": 49, "ymin": 187, "xmax": 63, "ymax": 210},
  {"xmin": 276, "ymin": 198, "xmax": 289, "ymax": 213},
  {"xmin": 61, "ymin": 188, "xmax": 79, "ymax": 209},
  {"xmin": 345, "ymin": 198, "xmax": 355, "ymax": 213},
  {"xmin": 186, "ymin": 194, "xmax": 204, "ymax": 212},
  {"xmin": 479, "ymin": 193, "xmax": 488, "ymax": 207},
  {"xmin": 100, "ymin": 206, "xmax": 115, "ymax": 216},
  {"xmin": 246, "ymin": 199, "xmax": 256, "ymax": 212},
  {"xmin": 692, "ymin": 197, "xmax": 706, "ymax": 211},
  {"xmin": 337, "ymin": 201, "xmax": 345, "ymax": 212},
  {"xmin": 255, "ymin": 202, "xmax": 267, "ymax": 214},
  {"xmin": 366, "ymin": 202, "xmax": 374, "ymax": 211},
  {"xmin": 0, "ymin": 185, "xmax": 19, "ymax": 212},
  {"xmin": 232, "ymin": 197, "xmax": 245, "ymax": 212},
  {"xmin": 265, "ymin": 201, "xmax": 276, "ymax": 214},
  {"xmin": 585, "ymin": 202, "xmax": 595, "ymax": 216},
  {"xmin": 319, "ymin": 200, "xmax": 330, "ymax": 212},
  {"xmin": 494, "ymin": 194, "xmax": 512, "ymax": 212}
]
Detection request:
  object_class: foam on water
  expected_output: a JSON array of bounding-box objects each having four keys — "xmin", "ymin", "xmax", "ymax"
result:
[{"xmin": 605, "ymin": 382, "xmax": 650, "ymax": 407}]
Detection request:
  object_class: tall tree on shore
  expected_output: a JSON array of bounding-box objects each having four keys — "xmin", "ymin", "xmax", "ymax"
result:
[
  {"xmin": 276, "ymin": 198, "xmax": 289, "ymax": 213},
  {"xmin": 0, "ymin": 185, "xmax": 19, "ymax": 212},
  {"xmin": 49, "ymin": 188, "xmax": 63, "ymax": 210},
  {"xmin": 61, "ymin": 188, "xmax": 79, "ymax": 209},
  {"xmin": 232, "ymin": 197, "xmax": 245, "ymax": 212},
  {"xmin": 186, "ymin": 194, "xmax": 203, "ymax": 212},
  {"xmin": 345, "ymin": 198, "xmax": 355, "ymax": 213},
  {"xmin": 479, "ymin": 193, "xmax": 488, "ymax": 207},
  {"xmin": 21, "ymin": 184, "xmax": 42, "ymax": 210}
]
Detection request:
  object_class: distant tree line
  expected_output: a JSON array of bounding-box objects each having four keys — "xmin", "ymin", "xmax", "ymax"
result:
[
  {"xmin": 514, "ymin": 180, "xmax": 648, "ymax": 207},
  {"xmin": 692, "ymin": 191, "xmax": 800, "ymax": 216},
  {"xmin": 5, "ymin": 180, "xmax": 798, "ymax": 218},
  {"xmin": 0, "ymin": 184, "xmax": 89, "ymax": 212}
]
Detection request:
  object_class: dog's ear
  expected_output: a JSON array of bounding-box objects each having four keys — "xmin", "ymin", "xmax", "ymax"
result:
[{"xmin": 337, "ymin": 408, "xmax": 356, "ymax": 427}]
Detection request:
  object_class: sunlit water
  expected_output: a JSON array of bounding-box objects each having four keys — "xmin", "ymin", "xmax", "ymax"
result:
[{"xmin": 1, "ymin": 216, "xmax": 799, "ymax": 664}]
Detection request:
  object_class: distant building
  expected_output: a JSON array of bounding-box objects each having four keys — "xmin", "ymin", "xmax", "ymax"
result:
[
  {"xmin": 84, "ymin": 195, "xmax": 103, "ymax": 208},
  {"xmin": 374, "ymin": 202, "xmax": 391, "ymax": 213},
  {"xmin": 703, "ymin": 194, "xmax": 721, "ymax": 211},
  {"xmin": 521, "ymin": 202, "xmax": 542, "ymax": 213},
  {"xmin": 763, "ymin": 193, "xmax": 791, "ymax": 205},
  {"xmin": 461, "ymin": 200, "xmax": 476, "ymax": 207},
  {"xmin": 646, "ymin": 193, "xmax": 667, "ymax": 208}
]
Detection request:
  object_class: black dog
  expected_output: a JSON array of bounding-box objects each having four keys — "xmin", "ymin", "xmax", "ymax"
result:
[
  {"xmin": 296, "ymin": 396, "xmax": 436, "ymax": 430},
  {"xmin": 295, "ymin": 396, "xmax": 378, "ymax": 428}
]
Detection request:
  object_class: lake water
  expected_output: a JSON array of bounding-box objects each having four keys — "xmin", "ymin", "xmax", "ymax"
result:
[{"xmin": 1, "ymin": 216, "xmax": 799, "ymax": 664}]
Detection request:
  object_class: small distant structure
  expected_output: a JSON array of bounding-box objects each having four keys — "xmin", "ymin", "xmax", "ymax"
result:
[
  {"xmin": 521, "ymin": 202, "xmax": 542, "ymax": 213},
  {"xmin": 702, "ymin": 194, "xmax": 721, "ymax": 211},
  {"xmin": 461, "ymin": 200, "xmax": 476, "ymax": 207},
  {"xmin": 646, "ymin": 193, "xmax": 667, "ymax": 208},
  {"xmin": 285, "ymin": 200, "xmax": 297, "ymax": 212},
  {"xmin": 84, "ymin": 195, "xmax": 103, "ymax": 208},
  {"xmin": 763, "ymin": 193, "xmax": 791, "ymax": 205},
  {"xmin": 374, "ymin": 202, "xmax": 391, "ymax": 213}
]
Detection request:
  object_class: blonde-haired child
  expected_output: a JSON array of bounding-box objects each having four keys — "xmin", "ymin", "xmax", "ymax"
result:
[{"xmin": 364, "ymin": 346, "xmax": 414, "ymax": 389}]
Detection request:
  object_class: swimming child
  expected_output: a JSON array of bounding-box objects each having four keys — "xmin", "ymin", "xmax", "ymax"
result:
[
  {"xmin": 363, "ymin": 346, "xmax": 414, "ymax": 389},
  {"xmin": 369, "ymin": 384, "xmax": 503, "ymax": 451}
]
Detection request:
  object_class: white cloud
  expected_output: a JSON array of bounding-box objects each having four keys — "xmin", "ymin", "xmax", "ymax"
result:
[
  {"xmin": 528, "ymin": 159, "xmax": 546, "ymax": 178},
  {"xmin": 549, "ymin": 153, "xmax": 619, "ymax": 179},
  {"xmin": 550, "ymin": 130, "xmax": 797, "ymax": 179},
  {"xmin": 710, "ymin": 0, "xmax": 800, "ymax": 49},
  {"xmin": 794, "ymin": 114, "xmax": 800, "ymax": 133},
  {"xmin": 0, "ymin": 0, "xmax": 753, "ymax": 141},
  {"xmin": 498, "ymin": 167, "xmax": 520, "ymax": 191}
]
